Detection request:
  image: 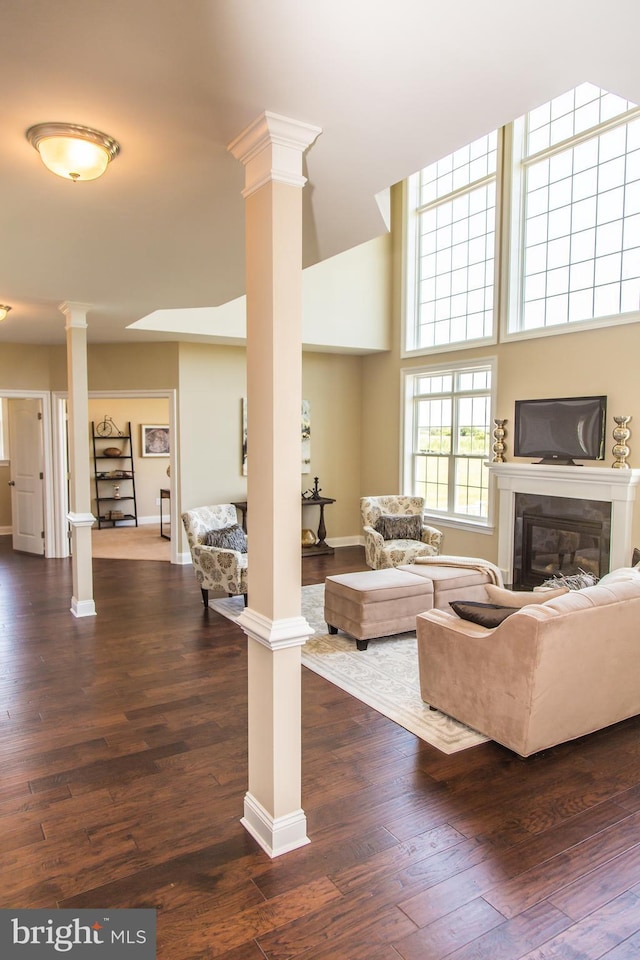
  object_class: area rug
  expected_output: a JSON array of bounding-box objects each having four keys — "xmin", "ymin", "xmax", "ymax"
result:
[{"xmin": 210, "ymin": 584, "xmax": 487, "ymax": 754}]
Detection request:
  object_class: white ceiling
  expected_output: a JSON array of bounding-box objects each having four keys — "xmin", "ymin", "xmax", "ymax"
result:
[{"xmin": 3, "ymin": 0, "xmax": 640, "ymax": 345}]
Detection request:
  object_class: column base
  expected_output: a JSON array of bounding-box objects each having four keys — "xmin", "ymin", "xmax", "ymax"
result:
[
  {"xmin": 70, "ymin": 597, "xmax": 97, "ymax": 618},
  {"xmin": 241, "ymin": 792, "xmax": 309, "ymax": 858}
]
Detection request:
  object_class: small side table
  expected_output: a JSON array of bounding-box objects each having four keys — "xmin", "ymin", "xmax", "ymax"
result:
[
  {"xmin": 231, "ymin": 496, "xmax": 336, "ymax": 556},
  {"xmin": 160, "ymin": 487, "xmax": 171, "ymax": 540},
  {"xmin": 301, "ymin": 495, "xmax": 336, "ymax": 557}
]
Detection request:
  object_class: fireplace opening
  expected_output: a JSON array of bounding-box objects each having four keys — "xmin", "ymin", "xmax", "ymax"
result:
[
  {"xmin": 513, "ymin": 493, "xmax": 611, "ymax": 588},
  {"xmin": 521, "ymin": 514, "xmax": 605, "ymax": 587}
]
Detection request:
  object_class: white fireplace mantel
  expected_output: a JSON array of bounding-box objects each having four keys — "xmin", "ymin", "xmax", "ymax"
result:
[{"xmin": 488, "ymin": 462, "xmax": 640, "ymax": 581}]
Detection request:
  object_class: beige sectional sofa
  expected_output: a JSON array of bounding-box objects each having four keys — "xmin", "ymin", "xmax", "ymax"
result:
[{"xmin": 416, "ymin": 567, "xmax": 640, "ymax": 757}]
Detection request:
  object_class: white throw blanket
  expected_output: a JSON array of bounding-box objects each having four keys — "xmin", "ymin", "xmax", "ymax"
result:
[{"xmin": 413, "ymin": 554, "xmax": 504, "ymax": 587}]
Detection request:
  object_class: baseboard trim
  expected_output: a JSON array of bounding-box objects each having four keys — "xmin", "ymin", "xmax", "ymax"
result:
[
  {"xmin": 326, "ymin": 535, "xmax": 364, "ymax": 548},
  {"xmin": 241, "ymin": 792, "xmax": 309, "ymax": 858}
]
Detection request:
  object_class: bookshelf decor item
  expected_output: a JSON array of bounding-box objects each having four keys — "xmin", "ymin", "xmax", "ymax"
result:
[{"xmin": 91, "ymin": 421, "xmax": 138, "ymax": 528}]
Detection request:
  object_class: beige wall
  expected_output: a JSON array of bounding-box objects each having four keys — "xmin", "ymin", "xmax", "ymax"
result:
[
  {"xmin": 302, "ymin": 236, "xmax": 392, "ymax": 352},
  {"xmin": 177, "ymin": 342, "xmax": 247, "ymax": 513},
  {"xmin": 301, "ymin": 352, "xmax": 363, "ymax": 541},
  {"xmin": 361, "ymin": 183, "xmax": 640, "ymax": 563},
  {"xmin": 88, "ymin": 397, "xmax": 170, "ymax": 522},
  {"xmin": 88, "ymin": 343, "xmax": 179, "ymax": 392},
  {"xmin": 0, "ymin": 344, "xmax": 60, "ymax": 389},
  {"xmin": 177, "ymin": 342, "xmax": 364, "ymax": 548}
]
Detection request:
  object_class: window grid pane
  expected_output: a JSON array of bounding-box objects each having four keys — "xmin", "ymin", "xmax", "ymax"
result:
[
  {"xmin": 521, "ymin": 94, "xmax": 640, "ymax": 330},
  {"xmin": 416, "ymin": 398, "xmax": 452, "ymax": 454},
  {"xmin": 526, "ymin": 83, "xmax": 636, "ymax": 155},
  {"xmin": 420, "ymin": 132, "xmax": 497, "ymax": 205},
  {"xmin": 417, "ymin": 181, "xmax": 496, "ymax": 349},
  {"xmin": 454, "ymin": 457, "xmax": 489, "ymax": 518},
  {"xmin": 455, "ymin": 396, "xmax": 490, "ymax": 457},
  {"xmin": 415, "ymin": 454, "xmax": 449, "ymax": 512},
  {"xmin": 410, "ymin": 364, "xmax": 492, "ymax": 521}
]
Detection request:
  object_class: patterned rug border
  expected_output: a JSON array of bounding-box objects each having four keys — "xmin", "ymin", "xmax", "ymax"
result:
[{"xmin": 210, "ymin": 584, "xmax": 487, "ymax": 755}]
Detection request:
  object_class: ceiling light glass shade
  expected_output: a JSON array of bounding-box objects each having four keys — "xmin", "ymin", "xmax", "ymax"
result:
[
  {"xmin": 26, "ymin": 123, "xmax": 120, "ymax": 181},
  {"xmin": 0, "ymin": 306, "xmax": 12, "ymax": 322}
]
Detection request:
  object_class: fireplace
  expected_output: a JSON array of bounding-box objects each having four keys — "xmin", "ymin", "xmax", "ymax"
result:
[
  {"xmin": 488, "ymin": 463, "xmax": 640, "ymax": 586},
  {"xmin": 513, "ymin": 493, "xmax": 611, "ymax": 587}
]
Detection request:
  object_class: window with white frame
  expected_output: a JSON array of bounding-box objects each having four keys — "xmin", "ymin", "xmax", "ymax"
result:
[
  {"xmin": 404, "ymin": 131, "xmax": 499, "ymax": 353},
  {"xmin": 403, "ymin": 360, "xmax": 494, "ymax": 524},
  {"xmin": 404, "ymin": 82, "xmax": 640, "ymax": 352},
  {"xmin": 510, "ymin": 83, "xmax": 640, "ymax": 332}
]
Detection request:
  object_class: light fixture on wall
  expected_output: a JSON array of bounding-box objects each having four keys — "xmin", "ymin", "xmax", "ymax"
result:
[
  {"xmin": 26, "ymin": 123, "xmax": 120, "ymax": 181},
  {"xmin": 0, "ymin": 305, "xmax": 12, "ymax": 322}
]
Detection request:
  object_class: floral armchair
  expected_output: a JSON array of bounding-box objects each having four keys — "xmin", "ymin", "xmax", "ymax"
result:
[
  {"xmin": 181, "ymin": 504, "xmax": 248, "ymax": 608},
  {"xmin": 360, "ymin": 495, "xmax": 443, "ymax": 569}
]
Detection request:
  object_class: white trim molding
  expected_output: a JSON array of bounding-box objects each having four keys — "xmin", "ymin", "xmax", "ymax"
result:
[
  {"xmin": 67, "ymin": 511, "xmax": 96, "ymax": 527},
  {"xmin": 241, "ymin": 792, "xmax": 310, "ymax": 858},
  {"xmin": 228, "ymin": 111, "xmax": 322, "ymax": 198},
  {"xmin": 70, "ymin": 597, "xmax": 96, "ymax": 619},
  {"xmin": 237, "ymin": 607, "xmax": 314, "ymax": 650}
]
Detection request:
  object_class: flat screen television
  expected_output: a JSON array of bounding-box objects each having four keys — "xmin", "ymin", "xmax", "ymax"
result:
[{"xmin": 513, "ymin": 396, "xmax": 607, "ymax": 464}]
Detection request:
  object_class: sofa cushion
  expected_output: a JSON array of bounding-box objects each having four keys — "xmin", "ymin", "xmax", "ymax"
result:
[
  {"xmin": 202, "ymin": 523, "xmax": 248, "ymax": 553},
  {"xmin": 375, "ymin": 514, "xmax": 422, "ymax": 541},
  {"xmin": 485, "ymin": 584, "xmax": 569, "ymax": 607},
  {"xmin": 450, "ymin": 600, "xmax": 518, "ymax": 628}
]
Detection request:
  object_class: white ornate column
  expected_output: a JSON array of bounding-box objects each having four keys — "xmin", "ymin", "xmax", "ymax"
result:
[
  {"xmin": 228, "ymin": 112, "xmax": 321, "ymax": 857},
  {"xmin": 60, "ymin": 301, "xmax": 96, "ymax": 617}
]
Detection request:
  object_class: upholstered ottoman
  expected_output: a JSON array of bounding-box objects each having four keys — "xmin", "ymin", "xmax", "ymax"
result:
[
  {"xmin": 324, "ymin": 568, "xmax": 434, "ymax": 650},
  {"xmin": 396, "ymin": 562, "xmax": 493, "ymax": 610}
]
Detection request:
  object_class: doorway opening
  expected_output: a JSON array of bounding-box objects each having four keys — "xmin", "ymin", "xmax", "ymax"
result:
[{"xmin": 0, "ymin": 390, "xmax": 54, "ymax": 557}]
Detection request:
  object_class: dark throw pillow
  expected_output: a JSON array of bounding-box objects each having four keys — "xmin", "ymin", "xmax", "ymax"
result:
[
  {"xmin": 633, "ymin": 546, "xmax": 640, "ymax": 567},
  {"xmin": 203, "ymin": 523, "xmax": 248, "ymax": 553},
  {"xmin": 450, "ymin": 600, "xmax": 518, "ymax": 629},
  {"xmin": 374, "ymin": 514, "xmax": 422, "ymax": 541}
]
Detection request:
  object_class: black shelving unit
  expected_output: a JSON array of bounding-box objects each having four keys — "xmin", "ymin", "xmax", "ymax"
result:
[{"xmin": 91, "ymin": 421, "xmax": 138, "ymax": 528}]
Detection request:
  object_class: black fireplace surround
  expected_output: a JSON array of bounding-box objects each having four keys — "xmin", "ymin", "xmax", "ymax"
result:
[{"xmin": 513, "ymin": 493, "xmax": 611, "ymax": 588}]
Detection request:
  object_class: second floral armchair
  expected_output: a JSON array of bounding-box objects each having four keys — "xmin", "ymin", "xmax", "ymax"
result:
[{"xmin": 360, "ymin": 495, "xmax": 443, "ymax": 569}]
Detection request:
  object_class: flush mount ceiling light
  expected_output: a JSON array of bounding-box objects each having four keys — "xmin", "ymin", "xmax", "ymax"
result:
[
  {"xmin": 0, "ymin": 306, "xmax": 12, "ymax": 322},
  {"xmin": 26, "ymin": 123, "xmax": 120, "ymax": 181}
]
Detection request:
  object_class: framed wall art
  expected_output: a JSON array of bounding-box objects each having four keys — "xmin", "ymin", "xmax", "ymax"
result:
[
  {"xmin": 242, "ymin": 399, "xmax": 310, "ymax": 475},
  {"xmin": 141, "ymin": 424, "xmax": 170, "ymax": 457}
]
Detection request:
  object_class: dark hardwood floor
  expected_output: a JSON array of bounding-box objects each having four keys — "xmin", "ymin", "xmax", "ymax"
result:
[{"xmin": 1, "ymin": 537, "xmax": 640, "ymax": 958}]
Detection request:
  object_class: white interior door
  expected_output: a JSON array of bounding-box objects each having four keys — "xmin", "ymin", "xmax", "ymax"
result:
[{"xmin": 8, "ymin": 398, "xmax": 45, "ymax": 554}]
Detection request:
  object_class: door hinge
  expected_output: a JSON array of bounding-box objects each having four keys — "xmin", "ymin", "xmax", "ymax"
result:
[
  {"xmin": 39, "ymin": 472, "xmax": 44, "ymax": 480},
  {"xmin": 41, "ymin": 530, "xmax": 45, "ymax": 539},
  {"xmin": 37, "ymin": 411, "xmax": 43, "ymax": 420}
]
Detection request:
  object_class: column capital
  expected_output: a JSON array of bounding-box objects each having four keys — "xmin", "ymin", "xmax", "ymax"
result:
[
  {"xmin": 59, "ymin": 301, "xmax": 92, "ymax": 329},
  {"xmin": 228, "ymin": 111, "xmax": 321, "ymax": 198}
]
